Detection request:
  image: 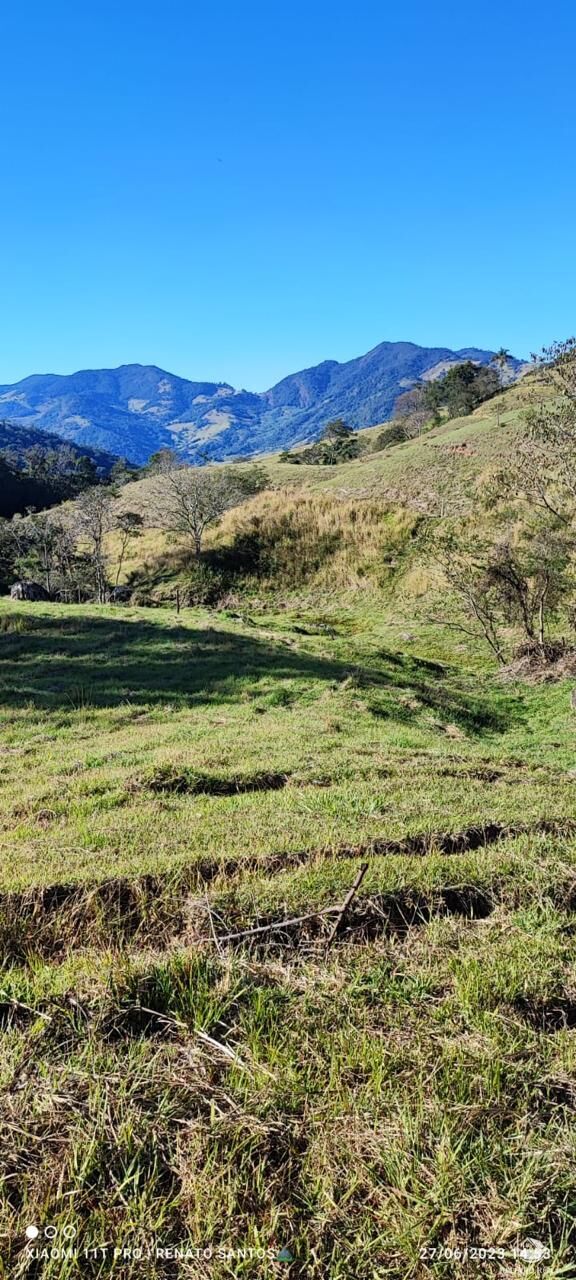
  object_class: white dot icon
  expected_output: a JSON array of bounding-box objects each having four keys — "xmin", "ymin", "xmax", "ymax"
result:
[{"xmin": 25, "ymin": 1226, "xmax": 39, "ymax": 1240}]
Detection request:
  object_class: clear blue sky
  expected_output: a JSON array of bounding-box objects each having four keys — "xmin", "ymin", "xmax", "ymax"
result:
[{"xmin": 1, "ymin": 0, "xmax": 575, "ymax": 389}]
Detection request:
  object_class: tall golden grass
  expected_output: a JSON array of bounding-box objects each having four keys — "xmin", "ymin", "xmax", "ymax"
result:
[{"xmin": 211, "ymin": 488, "xmax": 421, "ymax": 589}]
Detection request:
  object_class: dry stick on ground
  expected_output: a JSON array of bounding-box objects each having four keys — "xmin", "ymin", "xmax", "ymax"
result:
[
  {"xmin": 326, "ymin": 862, "xmax": 369, "ymax": 944},
  {"xmin": 215, "ymin": 904, "xmax": 341, "ymax": 944},
  {"xmin": 205, "ymin": 893, "xmax": 224, "ymax": 956},
  {"xmin": 0, "ymin": 995, "xmax": 51, "ymax": 1023},
  {"xmin": 134, "ymin": 1007, "xmax": 273, "ymax": 1078},
  {"xmin": 215, "ymin": 863, "xmax": 370, "ymax": 946}
]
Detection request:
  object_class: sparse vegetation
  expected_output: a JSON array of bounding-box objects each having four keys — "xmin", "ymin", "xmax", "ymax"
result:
[{"xmin": 428, "ymin": 339, "xmax": 576, "ymax": 666}]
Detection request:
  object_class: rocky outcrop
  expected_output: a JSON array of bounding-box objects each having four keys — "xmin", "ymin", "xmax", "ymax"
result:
[{"xmin": 10, "ymin": 581, "xmax": 50, "ymax": 602}]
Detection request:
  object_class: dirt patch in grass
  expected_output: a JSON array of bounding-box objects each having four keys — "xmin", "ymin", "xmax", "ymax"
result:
[
  {"xmin": 132, "ymin": 767, "xmax": 290, "ymax": 796},
  {"xmin": 502, "ymin": 640, "xmax": 576, "ymax": 683},
  {"xmin": 215, "ymin": 884, "xmax": 496, "ymax": 952},
  {"xmin": 0, "ymin": 874, "xmax": 179, "ymax": 962},
  {"xmin": 437, "ymin": 765, "xmax": 505, "ymax": 782},
  {"xmin": 366, "ymin": 818, "xmax": 576, "ymax": 857},
  {"xmin": 0, "ymin": 1000, "xmax": 37, "ymax": 1030},
  {"xmin": 513, "ymin": 995, "xmax": 576, "ymax": 1032}
]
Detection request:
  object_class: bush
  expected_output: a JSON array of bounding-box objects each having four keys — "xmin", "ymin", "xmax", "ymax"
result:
[
  {"xmin": 373, "ymin": 424, "xmax": 408, "ymax": 451},
  {"xmin": 182, "ymin": 563, "xmax": 230, "ymax": 606}
]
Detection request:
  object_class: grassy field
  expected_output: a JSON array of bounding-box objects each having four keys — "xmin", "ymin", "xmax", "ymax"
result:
[{"xmin": 2, "ymin": 592, "xmax": 576, "ymax": 1277}]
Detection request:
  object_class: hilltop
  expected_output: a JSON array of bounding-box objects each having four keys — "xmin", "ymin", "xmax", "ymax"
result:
[{"xmin": 0, "ymin": 341, "xmax": 524, "ymax": 465}]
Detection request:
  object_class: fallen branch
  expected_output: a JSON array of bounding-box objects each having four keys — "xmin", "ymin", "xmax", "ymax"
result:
[
  {"xmin": 326, "ymin": 862, "xmax": 369, "ymax": 944},
  {"xmin": 215, "ymin": 863, "xmax": 370, "ymax": 947},
  {"xmin": 205, "ymin": 892, "xmax": 223, "ymax": 955},
  {"xmin": 195, "ymin": 1028, "xmax": 254, "ymax": 1075},
  {"xmin": 0, "ymin": 994, "xmax": 51, "ymax": 1023},
  {"xmin": 215, "ymin": 903, "xmax": 341, "ymax": 944},
  {"xmin": 134, "ymin": 1004, "xmax": 187, "ymax": 1030}
]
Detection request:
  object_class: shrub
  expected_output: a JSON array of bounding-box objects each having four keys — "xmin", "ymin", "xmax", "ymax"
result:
[
  {"xmin": 182, "ymin": 563, "xmax": 230, "ymax": 606},
  {"xmin": 373, "ymin": 423, "xmax": 408, "ymax": 451}
]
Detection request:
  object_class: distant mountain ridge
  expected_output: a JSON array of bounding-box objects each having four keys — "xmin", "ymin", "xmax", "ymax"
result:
[{"xmin": 0, "ymin": 342, "xmax": 524, "ymax": 465}]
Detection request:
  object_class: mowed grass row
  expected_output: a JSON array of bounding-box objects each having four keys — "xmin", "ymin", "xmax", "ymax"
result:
[
  {"xmin": 0, "ymin": 601, "xmax": 575, "ymax": 891},
  {"xmin": 2, "ymin": 833, "xmax": 576, "ymax": 1277},
  {"xmin": 2, "ymin": 600, "xmax": 576, "ymax": 1275}
]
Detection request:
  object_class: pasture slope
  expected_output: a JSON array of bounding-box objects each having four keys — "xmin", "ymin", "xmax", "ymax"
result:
[{"xmin": 2, "ymin": 375, "xmax": 576, "ymax": 1278}]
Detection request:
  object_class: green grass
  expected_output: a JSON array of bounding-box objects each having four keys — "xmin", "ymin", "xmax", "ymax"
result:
[
  {"xmin": 0, "ymin": 599, "xmax": 575, "ymax": 891},
  {"xmin": 2, "ymin": 595, "xmax": 576, "ymax": 1276},
  {"xmin": 210, "ymin": 376, "xmax": 538, "ymax": 506}
]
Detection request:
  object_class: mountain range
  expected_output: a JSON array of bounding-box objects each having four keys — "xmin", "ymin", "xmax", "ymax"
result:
[{"xmin": 0, "ymin": 341, "xmax": 524, "ymax": 465}]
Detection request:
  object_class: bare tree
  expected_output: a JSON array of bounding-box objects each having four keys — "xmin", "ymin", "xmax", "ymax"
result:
[
  {"xmin": 149, "ymin": 461, "xmax": 267, "ymax": 558},
  {"xmin": 489, "ymin": 349, "xmax": 512, "ymax": 425},
  {"xmin": 71, "ymin": 487, "xmax": 116, "ymax": 602},
  {"xmin": 427, "ymin": 519, "xmax": 572, "ymax": 663},
  {"xmin": 426, "ymin": 529, "xmax": 507, "ymax": 663},
  {"xmin": 393, "ymin": 386, "xmax": 430, "ymax": 437},
  {"xmin": 113, "ymin": 510, "xmax": 143, "ymax": 586}
]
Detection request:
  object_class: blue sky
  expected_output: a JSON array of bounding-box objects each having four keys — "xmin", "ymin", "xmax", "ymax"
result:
[{"xmin": 1, "ymin": 0, "xmax": 575, "ymax": 389}]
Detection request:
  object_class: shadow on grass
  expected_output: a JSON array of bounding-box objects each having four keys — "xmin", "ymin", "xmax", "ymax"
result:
[
  {"xmin": 365, "ymin": 647, "xmax": 521, "ymax": 734},
  {"xmin": 0, "ymin": 612, "xmax": 517, "ymax": 734}
]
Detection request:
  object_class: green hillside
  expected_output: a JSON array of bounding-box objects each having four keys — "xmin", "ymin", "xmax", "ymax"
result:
[
  {"xmin": 104, "ymin": 374, "xmax": 539, "ymax": 605},
  {"xmin": 121, "ymin": 374, "xmax": 533, "ymax": 509},
  {"xmin": 251, "ymin": 373, "xmax": 535, "ymax": 505}
]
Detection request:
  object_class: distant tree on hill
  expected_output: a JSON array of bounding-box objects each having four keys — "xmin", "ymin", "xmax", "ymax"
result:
[
  {"xmin": 319, "ymin": 419, "xmax": 361, "ymax": 462},
  {"xmin": 71, "ymin": 487, "xmax": 117, "ymax": 603},
  {"xmin": 320, "ymin": 418, "xmax": 353, "ymax": 442},
  {"xmin": 109, "ymin": 457, "xmax": 138, "ymax": 489},
  {"xmin": 144, "ymin": 449, "xmax": 182, "ymax": 474},
  {"xmin": 70, "ymin": 489, "xmax": 146, "ymax": 601},
  {"xmin": 279, "ymin": 419, "xmax": 363, "ymax": 465},
  {"xmin": 392, "ymin": 386, "xmax": 430, "ymax": 438},
  {"xmin": 113, "ymin": 510, "xmax": 144, "ymax": 586},
  {"xmin": 373, "ymin": 423, "xmax": 408, "ymax": 451},
  {"xmin": 424, "ymin": 361, "xmax": 500, "ymax": 420},
  {"xmin": 491, "ymin": 347, "xmax": 511, "ymax": 377},
  {"xmin": 489, "ymin": 349, "xmax": 512, "ymax": 425}
]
